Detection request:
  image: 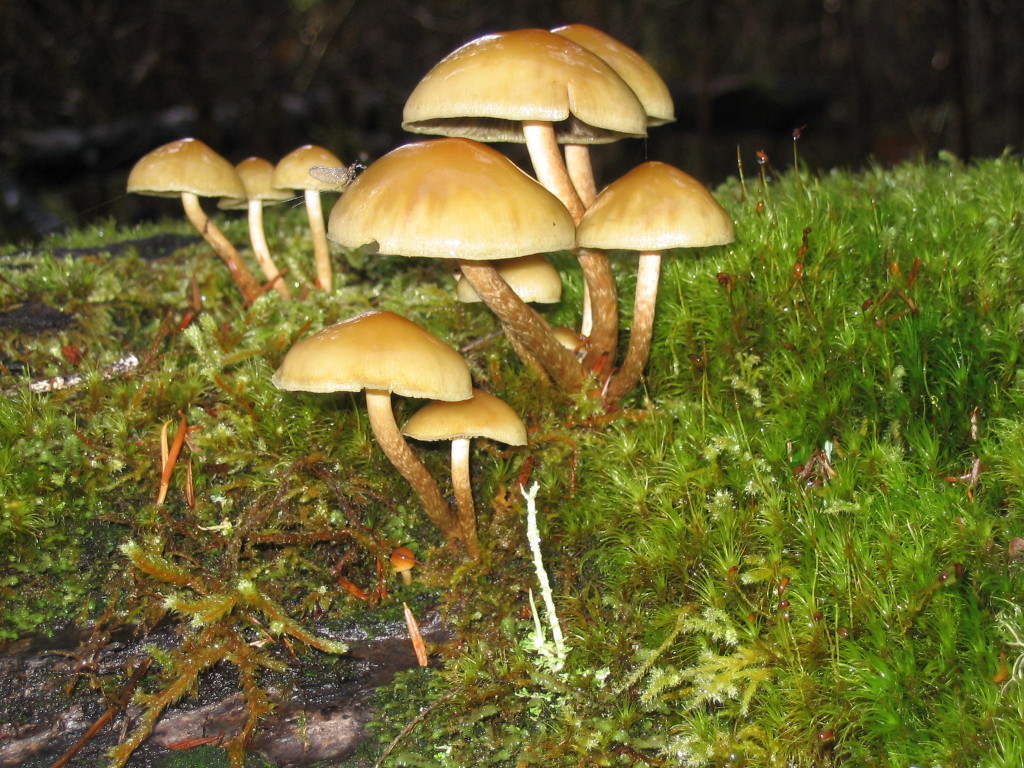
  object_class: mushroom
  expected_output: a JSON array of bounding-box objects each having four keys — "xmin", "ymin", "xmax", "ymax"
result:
[
  {"xmin": 576, "ymin": 162, "xmax": 735, "ymax": 406},
  {"xmin": 272, "ymin": 310, "xmax": 472, "ymax": 546},
  {"xmin": 402, "ymin": 29, "xmax": 649, "ymax": 361},
  {"xmin": 390, "ymin": 546, "xmax": 418, "ymax": 585},
  {"xmin": 271, "ymin": 144, "xmax": 347, "ymax": 292},
  {"xmin": 403, "ymin": 388, "xmax": 527, "ymax": 558},
  {"xmin": 127, "ymin": 138, "xmax": 262, "ymax": 305},
  {"xmin": 326, "ymin": 138, "xmax": 584, "ymax": 392},
  {"xmin": 219, "ymin": 156, "xmax": 293, "ymax": 300}
]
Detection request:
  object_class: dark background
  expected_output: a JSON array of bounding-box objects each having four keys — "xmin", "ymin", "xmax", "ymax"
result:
[{"xmin": 2, "ymin": 0, "xmax": 1021, "ymax": 242}]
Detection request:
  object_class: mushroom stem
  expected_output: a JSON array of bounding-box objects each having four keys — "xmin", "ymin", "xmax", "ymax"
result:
[
  {"xmin": 450, "ymin": 437, "xmax": 480, "ymax": 558},
  {"xmin": 364, "ymin": 389, "xmax": 461, "ymax": 543},
  {"xmin": 604, "ymin": 250, "xmax": 662, "ymax": 406},
  {"xmin": 522, "ymin": 121, "xmax": 585, "ymax": 223},
  {"xmin": 180, "ymin": 191, "xmax": 262, "ymax": 305},
  {"xmin": 564, "ymin": 143, "xmax": 598, "ymax": 208},
  {"xmin": 564, "ymin": 145, "xmax": 600, "ymax": 340},
  {"xmin": 575, "ymin": 247, "xmax": 619, "ymax": 371},
  {"xmin": 304, "ymin": 189, "xmax": 332, "ymax": 292},
  {"xmin": 458, "ymin": 259, "xmax": 583, "ymax": 392},
  {"xmin": 247, "ymin": 201, "xmax": 291, "ymax": 299}
]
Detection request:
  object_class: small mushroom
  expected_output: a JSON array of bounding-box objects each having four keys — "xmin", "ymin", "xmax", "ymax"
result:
[
  {"xmin": 272, "ymin": 144, "xmax": 347, "ymax": 292},
  {"xmin": 272, "ymin": 310, "xmax": 472, "ymax": 546},
  {"xmin": 576, "ymin": 162, "xmax": 735, "ymax": 406},
  {"xmin": 390, "ymin": 546, "xmax": 418, "ymax": 585},
  {"xmin": 219, "ymin": 156, "xmax": 293, "ymax": 299},
  {"xmin": 127, "ymin": 138, "xmax": 262, "ymax": 305},
  {"xmin": 403, "ymin": 388, "xmax": 527, "ymax": 558}
]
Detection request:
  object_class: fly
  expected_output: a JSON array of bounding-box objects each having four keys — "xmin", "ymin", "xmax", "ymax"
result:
[{"xmin": 308, "ymin": 162, "xmax": 365, "ymax": 191}]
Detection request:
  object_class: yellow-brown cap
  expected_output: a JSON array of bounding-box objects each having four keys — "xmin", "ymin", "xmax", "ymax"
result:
[
  {"xmin": 455, "ymin": 254, "xmax": 562, "ymax": 304},
  {"xmin": 127, "ymin": 138, "xmax": 244, "ymax": 199},
  {"xmin": 327, "ymin": 138, "xmax": 576, "ymax": 260},
  {"xmin": 552, "ymin": 24, "xmax": 674, "ymax": 126},
  {"xmin": 403, "ymin": 388, "xmax": 527, "ymax": 446},
  {"xmin": 576, "ymin": 162, "xmax": 735, "ymax": 251},
  {"xmin": 219, "ymin": 156, "xmax": 294, "ymax": 210},
  {"xmin": 272, "ymin": 310, "xmax": 472, "ymax": 401},
  {"xmin": 272, "ymin": 144, "xmax": 347, "ymax": 192},
  {"xmin": 402, "ymin": 29, "xmax": 647, "ymax": 144}
]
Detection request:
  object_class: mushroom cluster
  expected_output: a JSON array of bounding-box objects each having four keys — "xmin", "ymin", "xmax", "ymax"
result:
[
  {"xmin": 125, "ymin": 24, "xmax": 736, "ymax": 559},
  {"xmin": 388, "ymin": 25, "xmax": 735, "ymax": 405},
  {"xmin": 128, "ymin": 138, "xmax": 352, "ymax": 302}
]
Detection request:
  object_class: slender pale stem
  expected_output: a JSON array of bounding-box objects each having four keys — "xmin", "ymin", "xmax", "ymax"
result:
[
  {"xmin": 247, "ymin": 202, "xmax": 291, "ymax": 299},
  {"xmin": 564, "ymin": 143, "xmax": 602, "ymax": 340},
  {"xmin": 522, "ymin": 121, "xmax": 585, "ymax": 223},
  {"xmin": 458, "ymin": 260, "xmax": 583, "ymax": 392},
  {"xmin": 564, "ymin": 144, "xmax": 597, "ymax": 208},
  {"xmin": 180, "ymin": 191, "xmax": 261, "ymax": 305},
  {"xmin": 364, "ymin": 390, "xmax": 461, "ymax": 544},
  {"xmin": 450, "ymin": 438, "xmax": 480, "ymax": 558},
  {"xmin": 304, "ymin": 189, "xmax": 332, "ymax": 292},
  {"xmin": 605, "ymin": 251, "xmax": 662, "ymax": 406}
]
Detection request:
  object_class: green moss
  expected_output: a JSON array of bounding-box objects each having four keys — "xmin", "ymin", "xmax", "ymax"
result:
[{"xmin": 3, "ymin": 156, "xmax": 1024, "ymax": 766}]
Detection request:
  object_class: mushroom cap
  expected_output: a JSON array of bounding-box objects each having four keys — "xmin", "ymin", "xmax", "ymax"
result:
[
  {"xmin": 271, "ymin": 310, "xmax": 473, "ymax": 401},
  {"xmin": 327, "ymin": 138, "xmax": 576, "ymax": 260},
  {"xmin": 455, "ymin": 254, "xmax": 562, "ymax": 304},
  {"xmin": 272, "ymin": 144, "xmax": 347, "ymax": 191},
  {"xmin": 127, "ymin": 138, "xmax": 245, "ymax": 199},
  {"xmin": 219, "ymin": 156, "xmax": 294, "ymax": 210},
  {"xmin": 403, "ymin": 388, "xmax": 528, "ymax": 445},
  {"xmin": 551, "ymin": 24, "xmax": 675, "ymax": 126},
  {"xmin": 402, "ymin": 28, "xmax": 648, "ymax": 144},
  {"xmin": 390, "ymin": 546, "xmax": 417, "ymax": 572},
  {"xmin": 576, "ymin": 161, "xmax": 735, "ymax": 251}
]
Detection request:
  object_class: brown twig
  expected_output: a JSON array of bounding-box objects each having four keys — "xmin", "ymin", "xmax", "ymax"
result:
[{"xmin": 48, "ymin": 656, "xmax": 152, "ymax": 768}]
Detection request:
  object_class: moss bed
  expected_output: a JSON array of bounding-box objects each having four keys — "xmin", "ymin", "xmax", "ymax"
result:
[{"xmin": 2, "ymin": 152, "xmax": 1024, "ymax": 767}]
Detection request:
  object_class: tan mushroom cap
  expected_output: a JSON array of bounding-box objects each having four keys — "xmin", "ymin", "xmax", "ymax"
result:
[
  {"xmin": 219, "ymin": 156, "xmax": 294, "ymax": 210},
  {"xmin": 456, "ymin": 254, "xmax": 562, "ymax": 304},
  {"xmin": 127, "ymin": 138, "xmax": 244, "ymax": 199},
  {"xmin": 403, "ymin": 388, "xmax": 527, "ymax": 446},
  {"xmin": 402, "ymin": 28, "xmax": 648, "ymax": 144},
  {"xmin": 576, "ymin": 161, "xmax": 735, "ymax": 251},
  {"xmin": 271, "ymin": 310, "xmax": 472, "ymax": 401},
  {"xmin": 272, "ymin": 144, "xmax": 347, "ymax": 192},
  {"xmin": 552, "ymin": 24, "xmax": 675, "ymax": 126},
  {"xmin": 327, "ymin": 138, "xmax": 576, "ymax": 260}
]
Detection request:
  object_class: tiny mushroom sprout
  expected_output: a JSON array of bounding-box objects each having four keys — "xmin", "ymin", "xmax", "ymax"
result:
[
  {"xmin": 403, "ymin": 388, "xmax": 527, "ymax": 559},
  {"xmin": 272, "ymin": 310, "xmax": 472, "ymax": 548},
  {"xmin": 576, "ymin": 161, "xmax": 735, "ymax": 407},
  {"xmin": 326, "ymin": 137, "xmax": 583, "ymax": 392},
  {"xmin": 402, "ymin": 28, "xmax": 650, "ymax": 361},
  {"xmin": 127, "ymin": 138, "xmax": 262, "ymax": 305},
  {"xmin": 390, "ymin": 546, "xmax": 417, "ymax": 585},
  {"xmin": 271, "ymin": 144, "xmax": 347, "ymax": 292},
  {"xmin": 219, "ymin": 156, "xmax": 293, "ymax": 300}
]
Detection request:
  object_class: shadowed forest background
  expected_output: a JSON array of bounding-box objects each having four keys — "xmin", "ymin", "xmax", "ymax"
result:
[{"xmin": 1, "ymin": 0, "xmax": 1022, "ymax": 241}]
